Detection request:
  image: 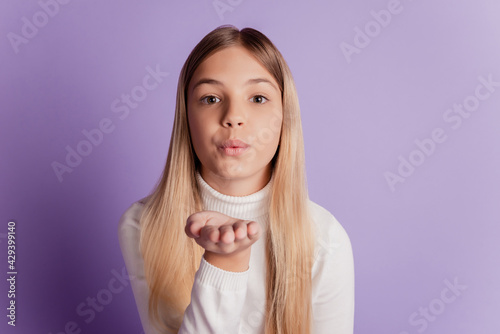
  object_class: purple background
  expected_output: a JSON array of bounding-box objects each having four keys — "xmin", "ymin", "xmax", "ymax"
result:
[{"xmin": 1, "ymin": 0, "xmax": 499, "ymax": 333}]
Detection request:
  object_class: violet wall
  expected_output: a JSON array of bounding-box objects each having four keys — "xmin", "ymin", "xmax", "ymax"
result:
[{"xmin": 1, "ymin": 0, "xmax": 499, "ymax": 333}]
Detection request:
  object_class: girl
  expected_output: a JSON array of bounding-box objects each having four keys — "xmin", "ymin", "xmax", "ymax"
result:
[{"xmin": 118, "ymin": 25, "xmax": 354, "ymax": 334}]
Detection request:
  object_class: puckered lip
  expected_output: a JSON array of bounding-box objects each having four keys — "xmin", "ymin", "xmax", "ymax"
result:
[{"xmin": 219, "ymin": 138, "xmax": 250, "ymax": 149}]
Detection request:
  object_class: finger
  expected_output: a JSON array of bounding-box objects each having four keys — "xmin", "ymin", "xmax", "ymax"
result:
[
  {"xmin": 200, "ymin": 225, "xmax": 220, "ymax": 244},
  {"xmin": 247, "ymin": 221, "xmax": 261, "ymax": 240},
  {"xmin": 219, "ymin": 225, "xmax": 235, "ymax": 244},
  {"xmin": 185, "ymin": 220, "xmax": 205, "ymax": 238},
  {"xmin": 233, "ymin": 221, "xmax": 247, "ymax": 240}
]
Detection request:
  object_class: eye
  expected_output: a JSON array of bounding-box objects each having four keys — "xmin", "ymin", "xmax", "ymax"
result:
[
  {"xmin": 200, "ymin": 95, "xmax": 221, "ymax": 105},
  {"xmin": 251, "ymin": 95, "xmax": 268, "ymax": 104}
]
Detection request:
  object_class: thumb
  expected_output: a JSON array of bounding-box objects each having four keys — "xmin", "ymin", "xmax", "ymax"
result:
[{"xmin": 185, "ymin": 219, "xmax": 204, "ymax": 238}]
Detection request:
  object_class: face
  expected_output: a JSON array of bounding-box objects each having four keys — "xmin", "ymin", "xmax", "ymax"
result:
[{"xmin": 187, "ymin": 45, "xmax": 283, "ymax": 194}]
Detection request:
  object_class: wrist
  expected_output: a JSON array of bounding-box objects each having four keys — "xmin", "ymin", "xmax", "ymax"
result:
[{"xmin": 203, "ymin": 249, "xmax": 251, "ymax": 272}]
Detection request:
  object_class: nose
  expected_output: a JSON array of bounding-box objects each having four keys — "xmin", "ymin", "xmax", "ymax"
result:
[{"xmin": 222, "ymin": 99, "xmax": 245, "ymax": 128}]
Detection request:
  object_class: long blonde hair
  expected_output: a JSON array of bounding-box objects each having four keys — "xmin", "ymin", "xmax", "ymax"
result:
[{"xmin": 139, "ymin": 25, "xmax": 315, "ymax": 333}]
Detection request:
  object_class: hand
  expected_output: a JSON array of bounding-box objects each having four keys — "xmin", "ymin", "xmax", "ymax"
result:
[{"xmin": 185, "ymin": 210, "xmax": 262, "ymax": 254}]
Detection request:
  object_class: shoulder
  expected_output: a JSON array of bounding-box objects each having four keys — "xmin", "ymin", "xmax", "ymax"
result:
[
  {"xmin": 307, "ymin": 200, "xmax": 355, "ymax": 324},
  {"xmin": 117, "ymin": 195, "xmax": 150, "ymax": 239},
  {"xmin": 307, "ymin": 199, "xmax": 353, "ymax": 260},
  {"xmin": 117, "ymin": 196, "xmax": 152, "ymax": 273},
  {"xmin": 307, "ymin": 199, "xmax": 350, "ymax": 239}
]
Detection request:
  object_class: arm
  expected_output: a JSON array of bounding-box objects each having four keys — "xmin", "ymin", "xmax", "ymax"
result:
[
  {"xmin": 117, "ymin": 201, "xmax": 163, "ymax": 334},
  {"xmin": 118, "ymin": 204, "xmax": 256, "ymax": 334},
  {"xmin": 178, "ymin": 255, "xmax": 249, "ymax": 333},
  {"xmin": 311, "ymin": 213, "xmax": 355, "ymax": 334},
  {"xmin": 180, "ymin": 210, "xmax": 262, "ymax": 333}
]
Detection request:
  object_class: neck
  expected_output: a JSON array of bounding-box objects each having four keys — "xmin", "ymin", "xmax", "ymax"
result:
[
  {"xmin": 199, "ymin": 166, "xmax": 272, "ymax": 197},
  {"xmin": 195, "ymin": 169, "xmax": 274, "ymax": 220}
]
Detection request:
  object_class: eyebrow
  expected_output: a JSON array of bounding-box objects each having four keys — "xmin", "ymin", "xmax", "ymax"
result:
[{"xmin": 191, "ymin": 77, "xmax": 280, "ymax": 93}]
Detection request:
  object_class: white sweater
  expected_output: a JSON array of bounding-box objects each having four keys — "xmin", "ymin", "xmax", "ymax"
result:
[{"xmin": 117, "ymin": 171, "xmax": 355, "ymax": 333}]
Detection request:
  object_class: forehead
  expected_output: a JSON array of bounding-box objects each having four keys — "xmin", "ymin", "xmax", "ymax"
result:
[{"xmin": 189, "ymin": 45, "xmax": 278, "ymax": 91}]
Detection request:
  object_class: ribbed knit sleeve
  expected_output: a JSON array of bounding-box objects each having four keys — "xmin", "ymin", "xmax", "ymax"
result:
[
  {"xmin": 178, "ymin": 256, "xmax": 249, "ymax": 333},
  {"xmin": 117, "ymin": 201, "xmax": 163, "ymax": 334},
  {"xmin": 309, "ymin": 200, "xmax": 355, "ymax": 334}
]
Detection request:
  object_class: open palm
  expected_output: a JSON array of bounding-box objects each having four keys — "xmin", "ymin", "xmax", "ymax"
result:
[{"xmin": 185, "ymin": 210, "xmax": 262, "ymax": 255}]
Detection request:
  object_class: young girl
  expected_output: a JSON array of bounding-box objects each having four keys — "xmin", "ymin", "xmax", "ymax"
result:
[{"xmin": 118, "ymin": 25, "xmax": 354, "ymax": 334}]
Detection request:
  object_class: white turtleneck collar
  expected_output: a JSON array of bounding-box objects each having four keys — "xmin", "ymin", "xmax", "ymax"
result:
[{"xmin": 195, "ymin": 170, "xmax": 274, "ymax": 220}]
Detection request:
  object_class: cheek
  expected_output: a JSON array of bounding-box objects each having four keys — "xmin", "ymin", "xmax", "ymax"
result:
[
  {"xmin": 270, "ymin": 114, "xmax": 283, "ymax": 138},
  {"xmin": 250, "ymin": 115, "xmax": 282, "ymax": 158},
  {"xmin": 188, "ymin": 116, "xmax": 203, "ymax": 152},
  {"xmin": 262, "ymin": 112, "xmax": 283, "ymax": 143},
  {"xmin": 188, "ymin": 109, "xmax": 203, "ymax": 137},
  {"xmin": 189, "ymin": 119, "xmax": 215, "ymax": 156},
  {"xmin": 267, "ymin": 105, "xmax": 283, "ymax": 131},
  {"xmin": 190, "ymin": 125, "xmax": 206, "ymax": 147}
]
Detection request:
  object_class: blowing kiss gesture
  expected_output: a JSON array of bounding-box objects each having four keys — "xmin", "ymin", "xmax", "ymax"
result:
[{"xmin": 185, "ymin": 210, "xmax": 262, "ymax": 272}]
